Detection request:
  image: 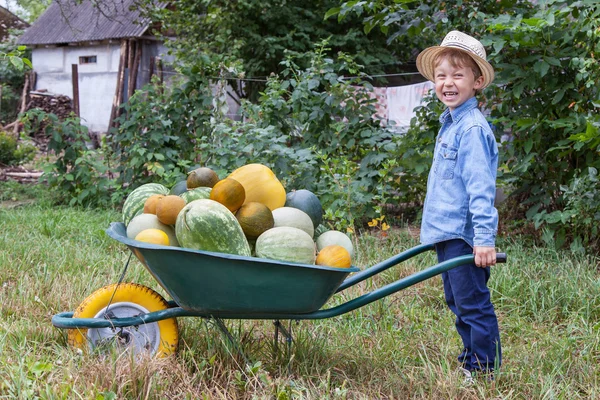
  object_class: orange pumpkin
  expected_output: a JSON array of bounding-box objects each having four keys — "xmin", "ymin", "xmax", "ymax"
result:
[
  {"xmin": 315, "ymin": 245, "xmax": 352, "ymax": 268},
  {"xmin": 209, "ymin": 178, "xmax": 246, "ymax": 213}
]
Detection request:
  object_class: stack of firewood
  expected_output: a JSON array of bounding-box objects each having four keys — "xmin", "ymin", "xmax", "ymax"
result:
[{"xmin": 26, "ymin": 91, "xmax": 74, "ymax": 120}]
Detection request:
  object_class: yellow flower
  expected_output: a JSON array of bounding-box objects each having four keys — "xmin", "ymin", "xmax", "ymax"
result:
[
  {"xmin": 381, "ymin": 223, "xmax": 390, "ymax": 231},
  {"xmin": 368, "ymin": 219, "xmax": 378, "ymax": 227}
]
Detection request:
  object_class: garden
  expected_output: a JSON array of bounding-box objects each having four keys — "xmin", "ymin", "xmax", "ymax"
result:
[{"xmin": 1, "ymin": 0, "xmax": 599, "ymax": 398}]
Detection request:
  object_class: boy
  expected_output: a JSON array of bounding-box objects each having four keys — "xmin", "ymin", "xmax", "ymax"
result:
[{"xmin": 416, "ymin": 31, "xmax": 501, "ymax": 382}]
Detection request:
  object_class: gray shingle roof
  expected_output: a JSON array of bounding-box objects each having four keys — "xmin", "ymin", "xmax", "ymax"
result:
[{"xmin": 18, "ymin": 0, "xmax": 159, "ymax": 45}]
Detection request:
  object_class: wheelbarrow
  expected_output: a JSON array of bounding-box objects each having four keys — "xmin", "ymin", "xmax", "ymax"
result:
[{"xmin": 52, "ymin": 222, "xmax": 507, "ymax": 358}]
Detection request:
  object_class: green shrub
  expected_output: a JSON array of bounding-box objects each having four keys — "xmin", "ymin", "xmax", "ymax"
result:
[
  {"xmin": 0, "ymin": 131, "xmax": 36, "ymax": 166},
  {"xmin": 533, "ymin": 167, "xmax": 600, "ymax": 254},
  {"xmin": 108, "ymin": 71, "xmax": 214, "ymax": 190},
  {"xmin": 21, "ymin": 110, "xmax": 119, "ymax": 207}
]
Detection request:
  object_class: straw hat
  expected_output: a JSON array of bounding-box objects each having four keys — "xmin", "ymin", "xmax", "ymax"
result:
[{"xmin": 416, "ymin": 30, "xmax": 495, "ymax": 88}]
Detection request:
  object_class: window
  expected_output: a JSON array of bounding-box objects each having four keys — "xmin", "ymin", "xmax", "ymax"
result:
[{"xmin": 79, "ymin": 56, "xmax": 97, "ymax": 64}]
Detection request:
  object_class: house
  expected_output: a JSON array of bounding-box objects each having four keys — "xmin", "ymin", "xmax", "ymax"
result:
[
  {"xmin": 17, "ymin": 0, "xmax": 174, "ymax": 133},
  {"xmin": 0, "ymin": 5, "xmax": 29, "ymax": 41}
]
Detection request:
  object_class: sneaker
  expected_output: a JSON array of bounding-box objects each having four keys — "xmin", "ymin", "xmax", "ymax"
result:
[{"xmin": 459, "ymin": 367, "xmax": 475, "ymax": 387}]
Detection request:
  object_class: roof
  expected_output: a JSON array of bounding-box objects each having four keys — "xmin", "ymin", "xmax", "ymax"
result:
[
  {"xmin": 0, "ymin": 5, "xmax": 30, "ymax": 41},
  {"xmin": 18, "ymin": 0, "xmax": 161, "ymax": 46}
]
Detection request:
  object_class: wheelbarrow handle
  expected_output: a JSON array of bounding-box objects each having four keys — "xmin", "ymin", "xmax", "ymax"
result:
[{"xmin": 496, "ymin": 252, "xmax": 507, "ymax": 263}]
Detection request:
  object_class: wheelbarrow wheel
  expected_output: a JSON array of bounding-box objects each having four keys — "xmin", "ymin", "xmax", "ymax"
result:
[{"xmin": 67, "ymin": 283, "xmax": 179, "ymax": 357}]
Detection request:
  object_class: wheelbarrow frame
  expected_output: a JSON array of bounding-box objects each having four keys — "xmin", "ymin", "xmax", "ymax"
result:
[{"xmin": 52, "ymin": 224, "xmax": 506, "ymax": 329}]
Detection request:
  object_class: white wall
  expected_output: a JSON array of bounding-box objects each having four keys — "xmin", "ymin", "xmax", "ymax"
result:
[{"xmin": 31, "ymin": 43, "xmax": 118, "ymax": 133}]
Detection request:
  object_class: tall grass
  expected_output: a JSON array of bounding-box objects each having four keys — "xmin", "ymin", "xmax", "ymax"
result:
[{"xmin": 1, "ymin": 198, "xmax": 599, "ymax": 399}]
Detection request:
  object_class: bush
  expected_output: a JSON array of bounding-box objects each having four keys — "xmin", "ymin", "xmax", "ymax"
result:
[
  {"xmin": 0, "ymin": 131, "xmax": 36, "ymax": 166},
  {"xmin": 533, "ymin": 167, "xmax": 600, "ymax": 254},
  {"xmin": 21, "ymin": 110, "xmax": 118, "ymax": 207}
]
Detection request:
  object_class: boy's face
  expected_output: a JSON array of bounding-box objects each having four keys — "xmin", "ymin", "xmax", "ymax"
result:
[{"xmin": 434, "ymin": 58, "xmax": 484, "ymax": 111}]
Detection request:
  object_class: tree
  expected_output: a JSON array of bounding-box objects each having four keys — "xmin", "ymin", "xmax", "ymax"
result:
[
  {"xmin": 148, "ymin": 0, "xmax": 403, "ymax": 100},
  {"xmin": 332, "ymin": 0, "xmax": 600, "ymax": 252}
]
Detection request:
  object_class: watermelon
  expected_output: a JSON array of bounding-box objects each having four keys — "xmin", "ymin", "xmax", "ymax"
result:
[
  {"xmin": 316, "ymin": 230, "xmax": 354, "ymax": 258},
  {"xmin": 314, "ymin": 224, "xmax": 329, "ymax": 237},
  {"xmin": 272, "ymin": 207, "xmax": 314, "ymax": 238},
  {"xmin": 123, "ymin": 183, "xmax": 169, "ymax": 225},
  {"xmin": 175, "ymin": 199, "xmax": 251, "ymax": 256},
  {"xmin": 256, "ymin": 227, "xmax": 316, "ymax": 264},
  {"xmin": 285, "ymin": 189, "xmax": 323, "ymax": 228},
  {"xmin": 126, "ymin": 213, "xmax": 179, "ymax": 246},
  {"xmin": 180, "ymin": 187, "xmax": 212, "ymax": 204}
]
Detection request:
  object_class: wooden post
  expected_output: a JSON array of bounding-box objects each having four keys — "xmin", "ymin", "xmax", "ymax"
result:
[
  {"xmin": 14, "ymin": 74, "xmax": 30, "ymax": 135},
  {"xmin": 156, "ymin": 56, "xmax": 163, "ymax": 92},
  {"xmin": 128, "ymin": 40, "xmax": 142, "ymax": 100},
  {"xmin": 149, "ymin": 56, "xmax": 155, "ymax": 81},
  {"xmin": 29, "ymin": 71, "xmax": 37, "ymax": 91},
  {"xmin": 71, "ymin": 64, "xmax": 80, "ymax": 117},
  {"xmin": 109, "ymin": 39, "xmax": 128, "ymax": 129}
]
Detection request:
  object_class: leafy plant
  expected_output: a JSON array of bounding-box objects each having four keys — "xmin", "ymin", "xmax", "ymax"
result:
[
  {"xmin": 0, "ymin": 32, "xmax": 32, "ymax": 124},
  {"xmin": 0, "ymin": 131, "xmax": 36, "ymax": 166},
  {"xmin": 149, "ymin": 0, "xmax": 402, "ymax": 101},
  {"xmin": 533, "ymin": 167, "xmax": 600, "ymax": 253},
  {"xmin": 108, "ymin": 71, "xmax": 215, "ymax": 189},
  {"xmin": 21, "ymin": 109, "xmax": 118, "ymax": 207}
]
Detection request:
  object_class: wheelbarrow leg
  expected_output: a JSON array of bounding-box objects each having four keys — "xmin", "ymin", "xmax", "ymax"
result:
[
  {"xmin": 212, "ymin": 318, "xmax": 251, "ymax": 366},
  {"xmin": 273, "ymin": 320, "xmax": 294, "ymax": 372}
]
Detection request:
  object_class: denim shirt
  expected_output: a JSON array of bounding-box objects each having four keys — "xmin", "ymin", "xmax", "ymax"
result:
[{"xmin": 420, "ymin": 97, "xmax": 498, "ymax": 248}]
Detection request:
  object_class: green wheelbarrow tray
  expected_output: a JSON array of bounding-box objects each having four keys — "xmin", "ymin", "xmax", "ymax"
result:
[{"xmin": 52, "ymin": 222, "xmax": 506, "ymax": 329}]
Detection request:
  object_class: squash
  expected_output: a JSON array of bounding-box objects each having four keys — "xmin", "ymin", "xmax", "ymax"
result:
[
  {"xmin": 271, "ymin": 207, "xmax": 314, "ymax": 238},
  {"xmin": 210, "ymin": 178, "xmax": 246, "ymax": 213},
  {"xmin": 285, "ymin": 189, "xmax": 323, "ymax": 229},
  {"xmin": 235, "ymin": 202, "xmax": 274, "ymax": 240},
  {"xmin": 316, "ymin": 245, "xmax": 352, "ymax": 268},
  {"xmin": 227, "ymin": 164, "xmax": 286, "ymax": 211},
  {"xmin": 255, "ymin": 227, "xmax": 316, "ymax": 264},
  {"xmin": 187, "ymin": 167, "xmax": 219, "ymax": 189},
  {"xmin": 316, "ymin": 230, "xmax": 354, "ymax": 258}
]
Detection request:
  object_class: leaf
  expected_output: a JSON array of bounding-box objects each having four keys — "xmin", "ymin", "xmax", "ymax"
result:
[
  {"xmin": 9, "ymin": 56, "xmax": 24, "ymax": 70},
  {"xmin": 533, "ymin": 60, "xmax": 549, "ymax": 77},
  {"xmin": 552, "ymin": 88, "xmax": 566, "ymax": 104},
  {"xmin": 524, "ymin": 138, "xmax": 534, "ymax": 154},
  {"xmin": 324, "ymin": 7, "xmax": 340, "ymax": 20}
]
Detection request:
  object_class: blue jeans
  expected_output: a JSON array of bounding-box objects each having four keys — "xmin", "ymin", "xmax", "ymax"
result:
[{"xmin": 435, "ymin": 239, "xmax": 501, "ymax": 372}]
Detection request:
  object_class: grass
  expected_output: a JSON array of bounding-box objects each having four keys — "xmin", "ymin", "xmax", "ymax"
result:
[{"xmin": 1, "ymin": 183, "xmax": 599, "ymax": 399}]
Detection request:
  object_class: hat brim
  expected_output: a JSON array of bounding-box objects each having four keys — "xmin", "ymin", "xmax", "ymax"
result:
[{"xmin": 416, "ymin": 46, "xmax": 495, "ymax": 89}]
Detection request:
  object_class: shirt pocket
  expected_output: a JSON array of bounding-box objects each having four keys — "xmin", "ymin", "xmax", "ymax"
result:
[{"xmin": 434, "ymin": 143, "xmax": 458, "ymax": 180}]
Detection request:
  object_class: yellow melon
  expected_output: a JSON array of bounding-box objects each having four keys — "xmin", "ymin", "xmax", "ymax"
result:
[
  {"xmin": 227, "ymin": 164, "xmax": 286, "ymax": 211},
  {"xmin": 315, "ymin": 245, "xmax": 352, "ymax": 268}
]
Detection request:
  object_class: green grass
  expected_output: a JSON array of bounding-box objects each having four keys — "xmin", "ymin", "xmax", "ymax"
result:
[{"xmin": 1, "ymin": 189, "xmax": 599, "ymax": 399}]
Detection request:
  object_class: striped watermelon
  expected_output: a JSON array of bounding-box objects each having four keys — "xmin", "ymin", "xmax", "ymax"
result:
[
  {"xmin": 122, "ymin": 183, "xmax": 169, "ymax": 225},
  {"xmin": 256, "ymin": 226, "xmax": 316, "ymax": 264},
  {"xmin": 180, "ymin": 187, "xmax": 212, "ymax": 204},
  {"xmin": 175, "ymin": 199, "xmax": 251, "ymax": 256}
]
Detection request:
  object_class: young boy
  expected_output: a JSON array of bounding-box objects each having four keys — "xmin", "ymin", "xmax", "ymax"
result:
[{"xmin": 416, "ymin": 31, "xmax": 501, "ymax": 382}]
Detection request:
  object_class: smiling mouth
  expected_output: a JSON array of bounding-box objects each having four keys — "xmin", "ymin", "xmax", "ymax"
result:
[{"xmin": 443, "ymin": 91, "xmax": 458, "ymax": 97}]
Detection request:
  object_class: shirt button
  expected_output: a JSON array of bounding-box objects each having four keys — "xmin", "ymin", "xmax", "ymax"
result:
[{"xmin": 438, "ymin": 138, "xmax": 442, "ymax": 142}]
